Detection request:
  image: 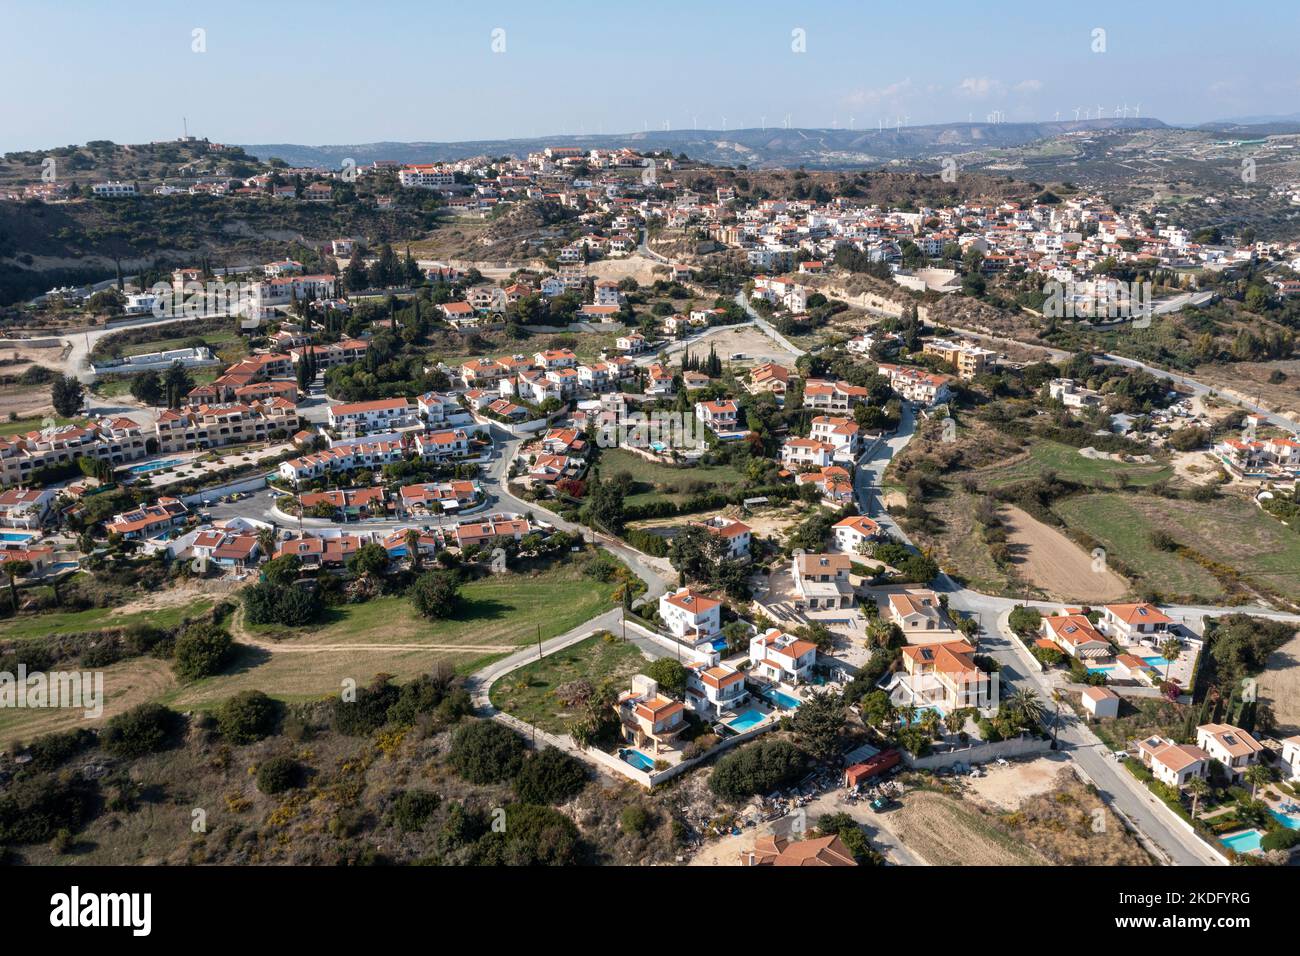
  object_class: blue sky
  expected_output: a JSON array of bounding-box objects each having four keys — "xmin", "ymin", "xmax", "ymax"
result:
[{"xmin": 3, "ymin": 0, "xmax": 1298, "ymax": 151}]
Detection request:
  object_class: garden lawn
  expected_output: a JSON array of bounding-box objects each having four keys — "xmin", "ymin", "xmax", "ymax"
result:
[
  {"xmin": 248, "ymin": 562, "xmax": 620, "ymax": 647},
  {"xmin": 598, "ymin": 447, "xmax": 747, "ymax": 507},
  {"xmin": 489, "ymin": 632, "xmax": 651, "ymax": 734}
]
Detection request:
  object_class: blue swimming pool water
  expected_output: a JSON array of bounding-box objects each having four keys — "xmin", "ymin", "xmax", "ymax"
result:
[
  {"xmin": 760, "ymin": 687, "xmax": 802, "ymax": 710},
  {"xmin": 1271, "ymin": 809, "xmax": 1300, "ymax": 830},
  {"xmin": 0, "ymin": 531, "xmax": 35, "ymax": 542},
  {"xmin": 901, "ymin": 704, "xmax": 946, "ymax": 726},
  {"xmin": 728, "ymin": 709, "xmax": 767, "ymax": 732},
  {"xmin": 1143, "ymin": 656, "xmax": 1171, "ymax": 668},
  {"xmin": 1087, "ymin": 664, "xmax": 1115, "ymax": 674},
  {"xmin": 1220, "ymin": 829, "xmax": 1262, "ymax": 854},
  {"xmin": 128, "ymin": 458, "xmax": 184, "ymax": 475},
  {"xmin": 619, "ymin": 749, "xmax": 655, "ymax": 772}
]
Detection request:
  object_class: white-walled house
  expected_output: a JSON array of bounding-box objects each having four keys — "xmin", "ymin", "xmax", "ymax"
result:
[
  {"xmin": 792, "ymin": 553, "xmax": 855, "ymax": 609},
  {"xmin": 749, "ymin": 628, "xmax": 818, "ymax": 685},
  {"xmin": 692, "ymin": 516, "xmax": 752, "ymax": 560},
  {"xmin": 685, "ymin": 663, "xmax": 749, "ymax": 719},
  {"xmin": 1136, "ymin": 735, "xmax": 1210, "ymax": 788},
  {"xmin": 1195, "ymin": 723, "xmax": 1264, "ymax": 781},
  {"xmin": 695, "ymin": 399, "xmax": 740, "ymax": 432},
  {"xmin": 1282, "ymin": 736, "xmax": 1300, "ymax": 781},
  {"xmin": 886, "ymin": 590, "xmax": 953, "ymax": 641},
  {"xmin": 1100, "ymin": 602, "xmax": 1172, "ymax": 643},
  {"xmin": 658, "ymin": 588, "xmax": 722, "ymax": 642},
  {"xmin": 833, "ymin": 514, "xmax": 881, "ymax": 553}
]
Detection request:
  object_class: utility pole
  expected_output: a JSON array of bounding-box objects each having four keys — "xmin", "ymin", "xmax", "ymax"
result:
[{"xmin": 536, "ymin": 622, "xmax": 542, "ymax": 660}]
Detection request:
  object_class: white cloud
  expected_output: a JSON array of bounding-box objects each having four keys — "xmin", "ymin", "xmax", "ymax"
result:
[
  {"xmin": 956, "ymin": 76, "xmax": 1002, "ymax": 98},
  {"xmin": 1013, "ymin": 79, "xmax": 1043, "ymax": 94},
  {"xmin": 844, "ymin": 79, "xmax": 915, "ymax": 109}
]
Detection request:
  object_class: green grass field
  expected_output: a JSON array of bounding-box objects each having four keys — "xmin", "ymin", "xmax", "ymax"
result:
[
  {"xmin": 488, "ymin": 632, "xmax": 650, "ymax": 734},
  {"xmin": 1054, "ymin": 492, "xmax": 1300, "ymax": 604},
  {"xmin": 0, "ymin": 598, "xmax": 215, "ymax": 641},
  {"xmin": 977, "ymin": 441, "xmax": 1172, "ymax": 490},
  {"xmin": 248, "ymin": 562, "xmax": 620, "ymax": 647},
  {"xmin": 121, "ymin": 328, "xmax": 245, "ymax": 359},
  {"xmin": 598, "ymin": 447, "xmax": 747, "ymax": 507}
]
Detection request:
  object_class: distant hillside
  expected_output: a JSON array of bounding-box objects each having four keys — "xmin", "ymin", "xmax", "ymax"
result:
[{"xmin": 241, "ymin": 118, "xmax": 1168, "ymax": 170}]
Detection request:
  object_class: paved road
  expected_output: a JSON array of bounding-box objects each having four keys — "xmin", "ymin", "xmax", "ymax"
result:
[
  {"xmin": 733, "ymin": 290, "xmax": 807, "ymax": 356},
  {"xmin": 1102, "ymin": 352, "xmax": 1299, "ymax": 433}
]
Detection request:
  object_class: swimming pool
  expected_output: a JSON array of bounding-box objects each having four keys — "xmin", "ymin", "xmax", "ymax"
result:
[
  {"xmin": 760, "ymin": 687, "xmax": 802, "ymax": 710},
  {"xmin": 0, "ymin": 531, "xmax": 35, "ymax": 542},
  {"xmin": 1086, "ymin": 664, "xmax": 1115, "ymax": 674},
  {"xmin": 1142, "ymin": 656, "xmax": 1171, "ymax": 668},
  {"xmin": 619, "ymin": 748, "xmax": 656, "ymax": 772},
  {"xmin": 128, "ymin": 458, "xmax": 185, "ymax": 475},
  {"xmin": 1220, "ymin": 829, "xmax": 1263, "ymax": 854},
  {"xmin": 1271, "ymin": 808, "xmax": 1300, "ymax": 830},
  {"xmin": 728, "ymin": 709, "xmax": 767, "ymax": 732},
  {"xmin": 902, "ymin": 704, "xmax": 946, "ymax": 726}
]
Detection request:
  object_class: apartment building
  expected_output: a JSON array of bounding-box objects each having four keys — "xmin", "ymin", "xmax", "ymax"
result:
[
  {"xmin": 921, "ymin": 338, "xmax": 997, "ymax": 379},
  {"xmin": 0, "ymin": 419, "xmax": 149, "ymax": 486},
  {"xmin": 155, "ymin": 399, "xmax": 299, "ymax": 453},
  {"xmin": 875, "ymin": 364, "xmax": 954, "ymax": 405},
  {"xmin": 328, "ymin": 397, "xmax": 416, "ymax": 433}
]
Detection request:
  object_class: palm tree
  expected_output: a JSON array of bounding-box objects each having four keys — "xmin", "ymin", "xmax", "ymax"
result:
[
  {"xmin": 1159, "ymin": 636, "xmax": 1181, "ymax": 682},
  {"xmin": 919, "ymin": 708, "xmax": 941, "ymax": 740},
  {"xmin": 1244, "ymin": 764, "xmax": 1273, "ymax": 801},
  {"xmin": 944, "ymin": 710, "xmax": 965, "ymax": 737},
  {"xmin": 4, "ymin": 560, "xmax": 31, "ymax": 611},
  {"xmin": 405, "ymin": 528, "xmax": 422, "ymax": 571},
  {"xmin": 256, "ymin": 526, "xmax": 277, "ymax": 562},
  {"xmin": 898, "ymin": 703, "xmax": 917, "ymax": 730},
  {"xmin": 1009, "ymin": 688, "xmax": 1044, "ymax": 727},
  {"xmin": 1185, "ymin": 776, "xmax": 1209, "ymax": 819}
]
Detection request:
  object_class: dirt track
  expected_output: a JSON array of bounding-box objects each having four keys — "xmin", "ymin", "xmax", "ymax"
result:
[{"xmin": 999, "ymin": 504, "xmax": 1128, "ymax": 603}]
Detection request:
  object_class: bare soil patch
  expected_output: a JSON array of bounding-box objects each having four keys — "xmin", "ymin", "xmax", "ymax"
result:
[
  {"xmin": 1256, "ymin": 627, "xmax": 1300, "ymax": 735},
  {"xmin": 964, "ymin": 754, "xmax": 1070, "ymax": 811},
  {"xmin": 999, "ymin": 504, "xmax": 1128, "ymax": 603}
]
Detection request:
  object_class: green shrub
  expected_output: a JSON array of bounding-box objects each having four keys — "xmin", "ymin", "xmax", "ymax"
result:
[
  {"xmin": 172, "ymin": 622, "xmax": 234, "ymax": 680},
  {"xmin": 216, "ymin": 690, "xmax": 280, "ymax": 744},
  {"xmin": 387, "ymin": 789, "xmax": 442, "ymax": 832},
  {"xmin": 620, "ymin": 804, "xmax": 651, "ymax": 835},
  {"xmin": 256, "ymin": 756, "xmax": 303, "ymax": 795},
  {"xmin": 449, "ymin": 720, "xmax": 525, "ymax": 784},
  {"xmin": 709, "ymin": 740, "xmax": 807, "ymax": 801},
  {"xmin": 102, "ymin": 703, "xmax": 182, "ymax": 758},
  {"xmin": 513, "ymin": 746, "xmax": 588, "ymax": 804},
  {"xmin": 1261, "ymin": 829, "xmax": 1300, "ymax": 852}
]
